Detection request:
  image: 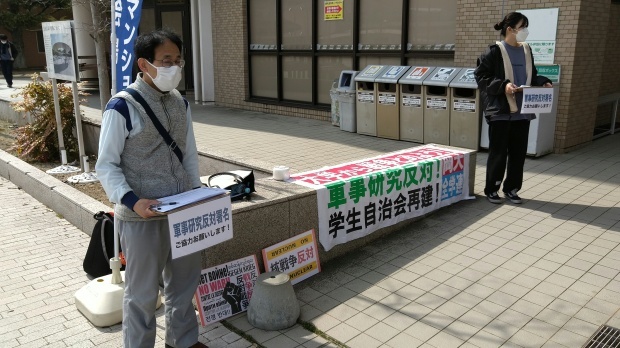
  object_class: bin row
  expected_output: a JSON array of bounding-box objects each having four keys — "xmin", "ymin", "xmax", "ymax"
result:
[{"xmin": 332, "ymin": 65, "xmax": 481, "ymax": 150}]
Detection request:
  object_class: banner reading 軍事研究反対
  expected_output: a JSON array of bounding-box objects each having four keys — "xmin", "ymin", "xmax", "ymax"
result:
[{"xmin": 291, "ymin": 145, "xmax": 471, "ymax": 251}]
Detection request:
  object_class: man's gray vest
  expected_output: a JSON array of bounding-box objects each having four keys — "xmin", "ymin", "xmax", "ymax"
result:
[{"xmin": 113, "ymin": 77, "xmax": 192, "ymax": 221}]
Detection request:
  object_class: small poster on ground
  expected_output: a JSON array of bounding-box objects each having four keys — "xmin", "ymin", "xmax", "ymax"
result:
[
  {"xmin": 195, "ymin": 255, "xmax": 260, "ymax": 326},
  {"xmin": 262, "ymin": 230, "xmax": 321, "ymax": 285}
]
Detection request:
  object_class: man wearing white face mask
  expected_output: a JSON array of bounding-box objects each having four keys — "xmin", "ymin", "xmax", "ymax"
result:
[
  {"xmin": 96, "ymin": 29, "xmax": 207, "ymax": 348},
  {"xmin": 475, "ymin": 12, "xmax": 552, "ymax": 205},
  {"xmin": 0, "ymin": 34, "xmax": 18, "ymax": 88}
]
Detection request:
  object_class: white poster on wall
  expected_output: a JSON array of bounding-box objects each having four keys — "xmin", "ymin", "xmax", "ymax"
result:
[
  {"xmin": 518, "ymin": 8, "xmax": 559, "ymax": 65},
  {"xmin": 42, "ymin": 21, "xmax": 79, "ymax": 82}
]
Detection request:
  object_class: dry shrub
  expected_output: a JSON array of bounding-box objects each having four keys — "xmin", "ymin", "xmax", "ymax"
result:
[{"xmin": 10, "ymin": 73, "xmax": 87, "ymax": 162}]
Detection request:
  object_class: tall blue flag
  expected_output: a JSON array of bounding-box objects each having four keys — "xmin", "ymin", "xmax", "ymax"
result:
[{"xmin": 114, "ymin": 0, "xmax": 142, "ymax": 93}]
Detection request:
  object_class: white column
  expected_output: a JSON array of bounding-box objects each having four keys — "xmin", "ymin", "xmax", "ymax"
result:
[
  {"xmin": 71, "ymin": 0, "xmax": 97, "ymax": 82},
  {"xmin": 191, "ymin": 0, "xmax": 202, "ymax": 104},
  {"xmin": 198, "ymin": 0, "xmax": 215, "ymax": 104}
]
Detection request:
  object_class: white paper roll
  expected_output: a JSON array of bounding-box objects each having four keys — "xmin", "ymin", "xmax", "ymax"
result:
[{"xmin": 273, "ymin": 166, "xmax": 290, "ymax": 181}]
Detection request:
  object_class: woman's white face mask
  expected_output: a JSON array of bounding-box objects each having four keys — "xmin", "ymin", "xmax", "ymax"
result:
[
  {"xmin": 514, "ymin": 27, "xmax": 529, "ymax": 42},
  {"xmin": 145, "ymin": 60, "xmax": 182, "ymax": 92}
]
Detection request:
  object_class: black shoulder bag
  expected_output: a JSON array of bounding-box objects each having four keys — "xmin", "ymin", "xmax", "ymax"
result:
[
  {"xmin": 125, "ymin": 88, "xmax": 183, "ymax": 163},
  {"xmin": 83, "ymin": 211, "xmax": 125, "ymax": 278}
]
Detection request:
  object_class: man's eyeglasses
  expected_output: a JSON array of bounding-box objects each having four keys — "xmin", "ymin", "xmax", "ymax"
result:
[{"xmin": 152, "ymin": 59, "xmax": 185, "ymax": 68}]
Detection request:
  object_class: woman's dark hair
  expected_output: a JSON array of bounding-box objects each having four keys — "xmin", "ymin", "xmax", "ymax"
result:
[
  {"xmin": 494, "ymin": 12, "xmax": 529, "ymax": 37},
  {"xmin": 0, "ymin": 34, "xmax": 7, "ymax": 40},
  {"xmin": 134, "ymin": 28, "xmax": 182, "ymax": 62}
]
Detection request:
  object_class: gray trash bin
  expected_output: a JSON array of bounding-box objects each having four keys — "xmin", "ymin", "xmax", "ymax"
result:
[
  {"xmin": 422, "ymin": 67, "xmax": 461, "ymax": 145},
  {"xmin": 355, "ymin": 65, "xmax": 389, "ymax": 136},
  {"xmin": 375, "ymin": 66, "xmax": 409, "ymax": 140},
  {"xmin": 449, "ymin": 68, "xmax": 480, "ymax": 150},
  {"xmin": 399, "ymin": 66, "xmax": 434, "ymax": 143},
  {"xmin": 337, "ymin": 70, "xmax": 358, "ymax": 132}
]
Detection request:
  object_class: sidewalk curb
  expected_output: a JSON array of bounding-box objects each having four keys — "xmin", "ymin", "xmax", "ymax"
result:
[{"xmin": 0, "ymin": 148, "xmax": 109, "ymax": 235}]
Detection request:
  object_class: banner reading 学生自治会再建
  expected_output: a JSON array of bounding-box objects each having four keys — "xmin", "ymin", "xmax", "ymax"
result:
[{"xmin": 290, "ymin": 145, "xmax": 470, "ymax": 251}]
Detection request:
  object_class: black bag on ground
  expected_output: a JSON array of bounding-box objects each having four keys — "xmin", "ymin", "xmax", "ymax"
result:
[
  {"xmin": 83, "ymin": 211, "xmax": 124, "ymax": 278},
  {"xmin": 205, "ymin": 170, "xmax": 256, "ymax": 201}
]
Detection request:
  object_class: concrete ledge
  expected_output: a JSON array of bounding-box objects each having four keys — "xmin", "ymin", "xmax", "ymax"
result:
[
  {"xmin": 0, "ymin": 147, "xmax": 477, "ymax": 271},
  {"xmin": 0, "ymin": 99, "xmax": 30, "ymax": 126},
  {"xmin": 0, "ymin": 149, "xmax": 110, "ymax": 235}
]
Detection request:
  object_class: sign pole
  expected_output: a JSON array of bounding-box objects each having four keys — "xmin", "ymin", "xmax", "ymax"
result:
[
  {"xmin": 51, "ymin": 78, "xmax": 65, "ymax": 157},
  {"xmin": 72, "ymin": 81, "xmax": 86, "ymax": 169},
  {"xmin": 110, "ymin": 0, "xmax": 117, "ymax": 95},
  {"xmin": 45, "ymin": 78, "xmax": 80, "ymax": 175},
  {"xmin": 66, "ymin": 81, "xmax": 98, "ymax": 184}
]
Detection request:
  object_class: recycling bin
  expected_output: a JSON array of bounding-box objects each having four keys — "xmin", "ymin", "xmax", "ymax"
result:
[
  {"xmin": 337, "ymin": 70, "xmax": 358, "ymax": 132},
  {"xmin": 375, "ymin": 66, "xmax": 409, "ymax": 140},
  {"xmin": 399, "ymin": 66, "xmax": 434, "ymax": 143},
  {"xmin": 422, "ymin": 67, "xmax": 461, "ymax": 145},
  {"xmin": 355, "ymin": 65, "xmax": 389, "ymax": 136},
  {"xmin": 449, "ymin": 68, "xmax": 480, "ymax": 150}
]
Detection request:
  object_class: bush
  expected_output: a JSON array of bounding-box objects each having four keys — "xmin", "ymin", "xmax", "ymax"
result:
[{"xmin": 10, "ymin": 73, "xmax": 87, "ymax": 163}]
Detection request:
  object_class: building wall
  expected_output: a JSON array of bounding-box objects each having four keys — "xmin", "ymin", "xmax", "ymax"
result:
[
  {"xmin": 22, "ymin": 30, "xmax": 47, "ymax": 69},
  {"xmin": 211, "ymin": 1, "xmax": 617, "ymax": 152},
  {"xmin": 211, "ymin": 0, "xmax": 330, "ymax": 121},
  {"xmin": 0, "ymin": 6, "xmax": 72, "ymax": 71},
  {"xmin": 599, "ymin": 2, "xmax": 620, "ymax": 96},
  {"xmin": 593, "ymin": 2, "xmax": 620, "ymax": 132},
  {"xmin": 455, "ymin": 0, "xmax": 612, "ymax": 153}
]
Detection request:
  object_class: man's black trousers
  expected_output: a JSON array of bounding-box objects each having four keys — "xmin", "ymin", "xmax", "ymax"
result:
[
  {"xmin": 0, "ymin": 60, "xmax": 13, "ymax": 86},
  {"xmin": 484, "ymin": 119, "xmax": 531, "ymax": 195}
]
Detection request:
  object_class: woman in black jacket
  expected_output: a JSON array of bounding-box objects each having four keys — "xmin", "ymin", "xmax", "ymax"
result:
[{"xmin": 474, "ymin": 12, "xmax": 552, "ymax": 204}]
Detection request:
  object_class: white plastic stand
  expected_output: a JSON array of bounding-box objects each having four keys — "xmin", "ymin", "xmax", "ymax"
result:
[
  {"xmin": 75, "ymin": 222, "xmax": 162, "ymax": 327},
  {"xmin": 47, "ymin": 150, "xmax": 81, "ymax": 174},
  {"xmin": 74, "ymin": 267, "xmax": 126, "ymax": 327},
  {"xmin": 67, "ymin": 156, "xmax": 99, "ymax": 184}
]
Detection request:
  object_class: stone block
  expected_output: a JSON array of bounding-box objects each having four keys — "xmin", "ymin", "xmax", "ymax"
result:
[
  {"xmin": 80, "ymin": 200, "xmax": 114, "ymax": 236},
  {"xmin": 289, "ymin": 194, "xmax": 319, "ymax": 238},
  {"xmin": 51, "ymin": 185, "xmax": 89, "ymax": 231},
  {"xmin": 203, "ymin": 198, "xmax": 290, "ymax": 270}
]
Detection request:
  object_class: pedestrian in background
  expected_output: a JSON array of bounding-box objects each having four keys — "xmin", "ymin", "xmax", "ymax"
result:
[
  {"xmin": 96, "ymin": 29, "xmax": 207, "ymax": 348},
  {"xmin": 0, "ymin": 34, "xmax": 18, "ymax": 88},
  {"xmin": 475, "ymin": 12, "xmax": 552, "ymax": 204}
]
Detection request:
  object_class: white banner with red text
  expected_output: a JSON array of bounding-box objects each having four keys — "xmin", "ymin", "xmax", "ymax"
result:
[{"xmin": 290, "ymin": 145, "xmax": 470, "ymax": 251}]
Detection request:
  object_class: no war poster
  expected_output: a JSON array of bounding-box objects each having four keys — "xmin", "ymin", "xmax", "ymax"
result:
[
  {"xmin": 290, "ymin": 145, "xmax": 471, "ymax": 251},
  {"xmin": 194, "ymin": 255, "xmax": 259, "ymax": 326}
]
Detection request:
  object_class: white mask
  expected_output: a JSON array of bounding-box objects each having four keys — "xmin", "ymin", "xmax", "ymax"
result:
[
  {"xmin": 0, "ymin": 40, "xmax": 6, "ymax": 44},
  {"xmin": 145, "ymin": 60, "xmax": 182, "ymax": 92},
  {"xmin": 515, "ymin": 27, "xmax": 529, "ymax": 42}
]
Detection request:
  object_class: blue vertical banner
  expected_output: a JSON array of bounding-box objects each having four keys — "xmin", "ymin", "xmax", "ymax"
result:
[{"xmin": 114, "ymin": 0, "xmax": 143, "ymax": 92}]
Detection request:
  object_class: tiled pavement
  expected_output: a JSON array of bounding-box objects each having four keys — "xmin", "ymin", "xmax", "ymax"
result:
[
  {"xmin": 0, "ymin": 176, "xmax": 255, "ymax": 348},
  {"xmin": 1, "ymin": 74, "xmax": 620, "ymax": 347}
]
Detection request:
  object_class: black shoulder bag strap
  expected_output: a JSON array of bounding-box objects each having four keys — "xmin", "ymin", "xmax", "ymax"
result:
[{"xmin": 125, "ymin": 88, "xmax": 184, "ymax": 163}]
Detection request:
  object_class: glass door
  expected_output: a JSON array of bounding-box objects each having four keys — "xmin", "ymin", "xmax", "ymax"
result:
[{"xmin": 138, "ymin": 4, "xmax": 193, "ymax": 93}]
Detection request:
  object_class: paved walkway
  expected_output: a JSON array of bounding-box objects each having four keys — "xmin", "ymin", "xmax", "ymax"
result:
[{"xmin": 1, "ymin": 72, "xmax": 619, "ymax": 347}]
